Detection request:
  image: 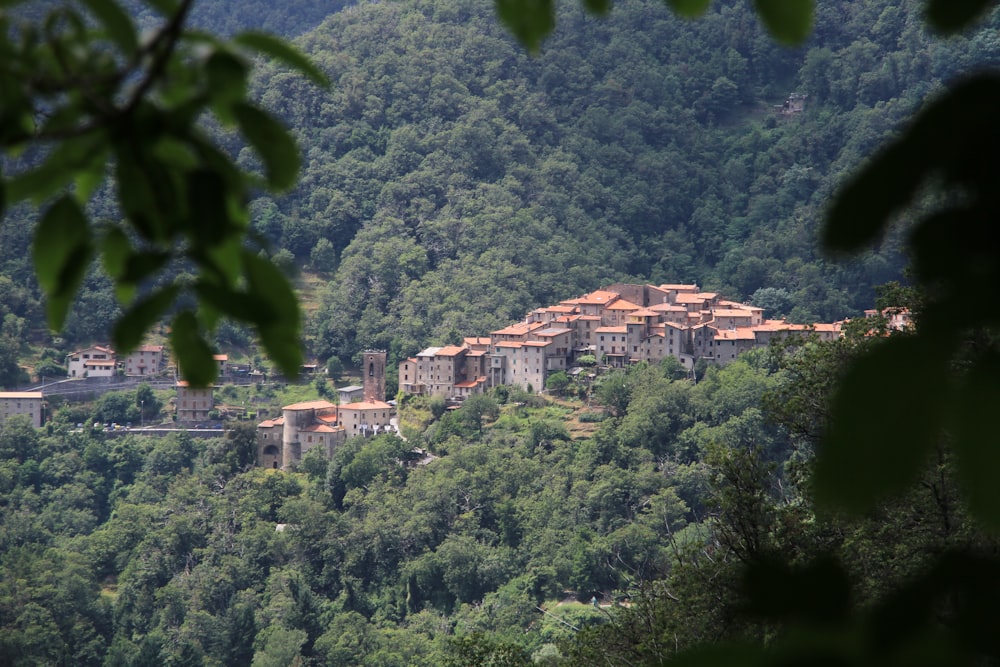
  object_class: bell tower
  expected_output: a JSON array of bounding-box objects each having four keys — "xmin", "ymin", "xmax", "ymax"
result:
[{"xmin": 363, "ymin": 350, "xmax": 387, "ymax": 402}]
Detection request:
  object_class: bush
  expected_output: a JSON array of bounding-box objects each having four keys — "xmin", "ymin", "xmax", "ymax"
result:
[
  {"xmin": 428, "ymin": 395, "xmax": 447, "ymax": 420},
  {"xmin": 326, "ymin": 356, "xmax": 343, "ymax": 381}
]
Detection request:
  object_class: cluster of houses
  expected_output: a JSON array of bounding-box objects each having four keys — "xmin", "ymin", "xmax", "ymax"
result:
[
  {"xmin": 64, "ymin": 344, "xmax": 241, "ymax": 379},
  {"xmin": 0, "ymin": 282, "xmax": 903, "ymax": 471},
  {"xmin": 0, "ymin": 345, "xmax": 173, "ymax": 428},
  {"xmin": 399, "ymin": 282, "xmax": 844, "ymax": 400},
  {"xmin": 0, "ymin": 345, "xmax": 245, "ymax": 427},
  {"xmin": 256, "ymin": 351, "xmax": 395, "ymax": 469}
]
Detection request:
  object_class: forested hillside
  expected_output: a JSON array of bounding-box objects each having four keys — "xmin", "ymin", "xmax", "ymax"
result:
[
  {"xmin": 4, "ymin": 0, "xmax": 1000, "ymax": 664},
  {"xmin": 0, "ymin": 350, "xmax": 818, "ymax": 664},
  {"xmin": 265, "ymin": 0, "xmax": 996, "ymax": 365},
  {"xmin": 2, "ymin": 325, "xmax": 991, "ymax": 664},
  {"xmin": 3, "ymin": 0, "xmax": 998, "ymax": 372}
]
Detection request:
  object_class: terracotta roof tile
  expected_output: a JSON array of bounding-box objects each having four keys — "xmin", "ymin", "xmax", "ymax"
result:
[
  {"xmin": 573, "ymin": 290, "xmax": 620, "ymax": 305},
  {"xmin": 713, "ymin": 327, "xmax": 757, "ymax": 340},
  {"xmin": 606, "ymin": 299, "xmax": 641, "ymax": 310},
  {"xmin": 283, "ymin": 400, "xmax": 337, "ymax": 411},
  {"xmin": 340, "ymin": 400, "xmax": 393, "ymax": 410},
  {"xmin": 301, "ymin": 424, "xmax": 339, "ymax": 433},
  {"xmin": 536, "ymin": 327, "xmax": 573, "ymax": 337}
]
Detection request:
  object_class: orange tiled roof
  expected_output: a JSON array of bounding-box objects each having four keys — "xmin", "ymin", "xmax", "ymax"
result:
[
  {"xmin": 595, "ymin": 326, "xmax": 627, "ymax": 333},
  {"xmin": 605, "ymin": 299, "xmax": 641, "ymax": 311},
  {"xmin": 676, "ymin": 293, "xmax": 710, "ymax": 304},
  {"xmin": 568, "ymin": 289, "xmax": 620, "ymax": 305},
  {"xmin": 491, "ymin": 322, "xmax": 543, "ymax": 337},
  {"xmin": 340, "ymin": 400, "xmax": 393, "ymax": 410},
  {"xmin": 301, "ymin": 424, "xmax": 339, "ymax": 433},
  {"xmin": 283, "ymin": 400, "xmax": 337, "ymax": 411},
  {"xmin": 464, "ymin": 337, "xmax": 492, "ymax": 346},
  {"xmin": 436, "ymin": 345, "xmax": 466, "ymax": 357},
  {"xmin": 213, "ymin": 354, "xmax": 228, "ymax": 361},
  {"xmin": 714, "ymin": 327, "xmax": 757, "ymax": 340}
]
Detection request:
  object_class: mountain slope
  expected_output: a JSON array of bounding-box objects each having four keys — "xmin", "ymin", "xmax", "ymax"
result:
[{"xmin": 245, "ymin": 0, "xmax": 997, "ymax": 363}]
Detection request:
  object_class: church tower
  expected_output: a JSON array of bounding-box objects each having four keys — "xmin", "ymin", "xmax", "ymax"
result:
[{"xmin": 363, "ymin": 350, "xmax": 387, "ymax": 402}]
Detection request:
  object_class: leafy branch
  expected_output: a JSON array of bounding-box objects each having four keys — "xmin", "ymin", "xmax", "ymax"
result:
[{"xmin": 0, "ymin": 0, "xmax": 328, "ymax": 384}]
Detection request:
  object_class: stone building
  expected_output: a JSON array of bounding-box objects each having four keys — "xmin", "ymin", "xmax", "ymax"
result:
[
  {"xmin": 176, "ymin": 382, "xmax": 213, "ymax": 422},
  {"xmin": 66, "ymin": 345, "xmax": 116, "ymax": 378},
  {"xmin": 0, "ymin": 392, "xmax": 44, "ymax": 428}
]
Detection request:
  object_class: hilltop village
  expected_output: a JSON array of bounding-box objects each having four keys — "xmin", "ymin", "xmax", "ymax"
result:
[
  {"xmin": 0, "ymin": 282, "xmax": 850, "ymax": 471},
  {"xmin": 250, "ymin": 282, "xmax": 849, "ymax": 471},
  {"xmin": 399, "ymin": 282, "xmax": 843, "ymax": 400}
]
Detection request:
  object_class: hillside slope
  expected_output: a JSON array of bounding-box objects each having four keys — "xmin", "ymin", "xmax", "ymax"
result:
[{"xmin": 249, "ymin": 0, "xmax": 996, "ymax": 363}]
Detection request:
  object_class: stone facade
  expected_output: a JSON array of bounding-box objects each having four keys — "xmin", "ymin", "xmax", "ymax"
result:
[{"xmin": 398, "ymin": 283, "xmax": 844, "ymax": 397}]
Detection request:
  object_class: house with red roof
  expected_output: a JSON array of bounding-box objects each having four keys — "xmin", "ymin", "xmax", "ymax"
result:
[
  {"xmin": 398, "ymin": 282, "xmax": 846, "ymax": 397},
  {"xmin": 66, "ymin": 345, "xmax": 116, "ymax": 378},
  {"xmin": 176, "ymin": 381, "xmax": 213, "ymax": 422},
  {"xmin": 259, "ymin": 400, "xmax": 343, "ymax": 470},
  {"xmin": 123, "ymin": 345, "xmax": 165, "ymax": 377}
]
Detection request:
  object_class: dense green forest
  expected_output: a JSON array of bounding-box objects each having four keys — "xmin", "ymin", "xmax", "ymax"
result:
[
  {"xmin": 286, "ymin": 0, "xmax": 998, "ymax": 364},
  {"xmin": 3, "ymin": 0, "xmax": 999, "ymax": 375},
  {"xmin": 1, "ymin": 323, "xmax": 990, "ymax": 664},
  {"xmin": 4, "ymin": 0, "xmax": 1000, "ymax": 664}
]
